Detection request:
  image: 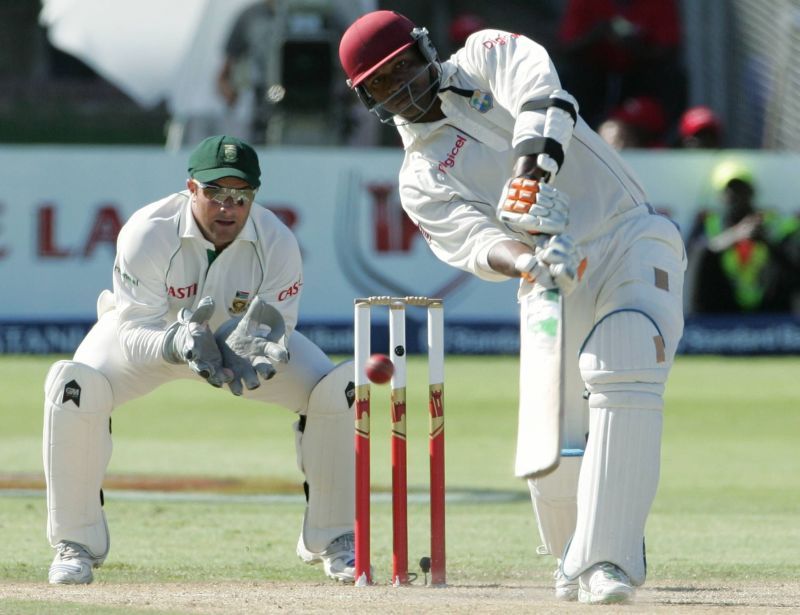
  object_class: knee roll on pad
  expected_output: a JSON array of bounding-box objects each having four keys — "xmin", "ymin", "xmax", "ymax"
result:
[
  {"xmin": 296, "ymin": 360, "xmax": 355, "ymax": 553},
  {"xmin": 43, "ymin": 361, "xmax": 113, "ymax": 559},
  {"xmin": 528, "ymin": 451, "xmax": 582, "ymax": 560},
  {"xmin": 579, "ymin": 310, "xmax": 671, "ymax": 411}
]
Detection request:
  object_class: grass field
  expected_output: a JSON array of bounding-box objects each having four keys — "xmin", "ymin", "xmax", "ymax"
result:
[{"xmin": 1, "ymin": 354, "xmax": 799, "ymax": 613}]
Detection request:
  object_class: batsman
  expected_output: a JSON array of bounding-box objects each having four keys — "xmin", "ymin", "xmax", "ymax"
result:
[
  {"xmin": 339, "ymin": 11, "xmax": 686, "ymax": 604},
  {"xmin": 43, "ymin": 136, "xmax": 357, "ymax": 584}
]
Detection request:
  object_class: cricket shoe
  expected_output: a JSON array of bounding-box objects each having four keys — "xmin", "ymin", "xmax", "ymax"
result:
[
  {"xmin": 578, "ymin": 562, "xmax": 635, "ymax": 605},
  {"xmin": 48, "ymin": 541, "xmax": 102, "ymax": 585},
  {"xmin": 553, "ymin": 567, "xmax": 578, "ymax": 601},
  {"xmin": 297, "ymin": 532, "xmax": 357, "ymax": 583}
]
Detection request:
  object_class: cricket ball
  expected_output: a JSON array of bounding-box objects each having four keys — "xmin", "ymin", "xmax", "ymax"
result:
[{"xmin": 365, "ymin": 353, "xmax": 394, "ymax": 384}]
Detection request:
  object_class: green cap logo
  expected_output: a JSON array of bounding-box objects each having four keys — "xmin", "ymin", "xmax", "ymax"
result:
[{"xmin": 222, "ymin": 144, "xmax": 238, "ymax": 163}]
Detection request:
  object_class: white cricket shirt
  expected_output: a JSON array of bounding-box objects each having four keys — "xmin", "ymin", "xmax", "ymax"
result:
[
  {"xmin": 396, "ymin": 29, "xmax": 651, "ymax": 281},
  {"xmin": 111, "ymin": 191, "xmax": 303, "ymax": 363}
]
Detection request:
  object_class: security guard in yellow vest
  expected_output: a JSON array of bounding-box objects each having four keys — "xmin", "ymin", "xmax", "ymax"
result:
[{"xmin": 687, "ymin": 159, "xmax": 800, "ymax": 314}]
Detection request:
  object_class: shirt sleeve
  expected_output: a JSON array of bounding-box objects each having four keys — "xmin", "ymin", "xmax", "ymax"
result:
[
  {"xmin": 253, "ymin": 212, "xmax": 304, "ymax": 337},
  {"xmin": 400, "ymin": 160, "xmax": 520, "ymax": 282},
  {"xmin": 112, "ymin": 214, "xmax": 175, "ymax": 364},
  {"xmin": 457, "ymin": 30, "xmax": 565, "ymax": 148}
]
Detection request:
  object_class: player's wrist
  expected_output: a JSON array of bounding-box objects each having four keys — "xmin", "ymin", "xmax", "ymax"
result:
[{"xmin": 161, "ymin": 321, "xmax": 184, "ymax": 364}]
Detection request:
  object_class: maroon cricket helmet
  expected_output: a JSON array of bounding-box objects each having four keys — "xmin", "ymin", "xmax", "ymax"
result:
[
  {"xmin": 339, "ymin": 10, "xmax": 441, "ymax": 123},
  {"xmin": 339, "ymin": 11, "xmax": 421, "ymax": 88}
]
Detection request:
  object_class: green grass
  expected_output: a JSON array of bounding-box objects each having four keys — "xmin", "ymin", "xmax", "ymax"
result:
[{"xmin": 2, "ymin": 354, "xmax": 799, "ymax": 589}]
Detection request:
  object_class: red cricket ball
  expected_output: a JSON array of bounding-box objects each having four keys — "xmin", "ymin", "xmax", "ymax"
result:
[{"xmin": 365, "ymin": 353, "xmax": 394, "ymax": 384}]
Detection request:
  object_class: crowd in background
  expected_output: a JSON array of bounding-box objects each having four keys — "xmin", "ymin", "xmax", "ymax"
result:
[
  {"xmin": 1, "ymin": 0, "xmax": 766, "ymax": 151},
  {"xmin": 202, "ymin": 0, "xmax": 722, "ymax": 151}
]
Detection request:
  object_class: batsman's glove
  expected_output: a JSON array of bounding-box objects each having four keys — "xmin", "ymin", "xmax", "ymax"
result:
[
  {"xmin": 498, "ymin": 177, "xmax": 569, "ymax": 236},
  {"xmin": 214, "ymin": 297, "xmax": 290, "ymax": 396},
  {"xmin": 514, "ymin": 234, "xmax": 586, "ymax": 295},
  {"xmin": 162, "ymin": 296, "xmax": 231, "ymax": 387}
]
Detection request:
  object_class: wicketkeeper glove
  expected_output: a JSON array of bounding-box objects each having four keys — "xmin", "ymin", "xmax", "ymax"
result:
[
  {"xmin": 214, "ymin": 297, "xmax": 290, "ymax": 396},
  {"xmin": 514, "ymin": 234, "xmax": 586, "ymax": 295},
  {"xmin": 162, "ymin": 296, "xmax": 231, "ymax": 387},
  {"xmin": 498, "ymin": 177, "xmax": 569, "ymax": 236}
]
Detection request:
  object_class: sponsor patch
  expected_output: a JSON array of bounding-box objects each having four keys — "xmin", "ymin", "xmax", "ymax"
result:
[
  {"xmin": 481, "ymin": 32, "xmax": 520, "ymax": 50},
  {"xmin": 469, "ymin": 90, "xmax": 493, "ymax": 113},
  {"xmin": 278, "ymin": 281, "xmax": 302, "ymax": 301},
  {"xmin": 437, "ymin": 132, "xmax": 468, "ymax": 174},
  {"xmin": 114, "ymin": 265, "xmax": 139, "ymax": 287},
  {"xmin": 168, "ymin": 283, "xmax": 198, "ymax": 299}
]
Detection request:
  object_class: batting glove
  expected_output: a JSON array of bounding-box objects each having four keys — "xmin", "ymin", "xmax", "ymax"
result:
[
  {"xmin": 214, "ymin": 297, "xmax": 290, "ymax": 396},
  {"xmin": 498, "ymin": 177, "xmax": 569, "ymax": 236},
  {"xmin": 514, "ymin": 234, "xmax": 586, "ymax": 295},
  {"xmin": 162, "ymin": 296, "xmax": 232, "ymax": 387}
]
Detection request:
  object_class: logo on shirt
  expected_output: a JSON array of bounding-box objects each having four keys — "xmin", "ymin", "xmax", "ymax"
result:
[
  {"xmin": 481, "ymin": 32, "xmax": 520, "ymax": 50},
  {"xmin": 168, "ymin": 283, "xmax": 198, "ymax": 299},
  {"xmin": 230, "ymin": 290, "xmax": 251, "ymax": 315},
  {"xmin": 437, "ymin": 133, "xmax": 468, "ymax": 174},
  {"xmin": 470, "ymin": 91, "xmax": 493, "ymax": 113},
  {"xmin": 114, "ymin": 265, "xmax": 139, "ymax": 287},
  {"xmin": 278, "ymin": 281, "xmax": 302, "ymax": 301}
]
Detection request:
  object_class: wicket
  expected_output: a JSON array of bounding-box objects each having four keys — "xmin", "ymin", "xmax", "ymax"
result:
[{"xmin": 354, "ymin": 296, "xmax": 446, "ymax": 587}]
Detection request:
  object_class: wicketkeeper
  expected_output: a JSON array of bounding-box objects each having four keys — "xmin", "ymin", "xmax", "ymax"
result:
[
  {"xmin": 339, "ymin": 11, "xmax": 686, "ymax": 604},
  {"xmin": 44, "ymin": 135, "xmax": 356, "ymax": 584}
]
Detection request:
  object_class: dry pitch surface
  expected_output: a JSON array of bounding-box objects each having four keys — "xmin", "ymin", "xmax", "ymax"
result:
[{"xmin": 2, "ymin": 580, "xmax": 799, "ymax": 614}]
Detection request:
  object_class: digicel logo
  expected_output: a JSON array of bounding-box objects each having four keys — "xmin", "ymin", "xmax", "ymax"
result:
[{"xmin": 438, "ymin": 133, "xmax": 468, "ymax": 174}]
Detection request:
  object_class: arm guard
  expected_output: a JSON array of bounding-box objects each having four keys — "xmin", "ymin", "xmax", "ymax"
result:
[{"xmin": 513, "ymin": 89, "xmax": 579, "ymax": 178}]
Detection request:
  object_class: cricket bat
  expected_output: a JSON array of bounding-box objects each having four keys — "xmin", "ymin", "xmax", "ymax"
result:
[{"xmin": 514, "ymin": 283, "xmax": 564, "ymax": 479}]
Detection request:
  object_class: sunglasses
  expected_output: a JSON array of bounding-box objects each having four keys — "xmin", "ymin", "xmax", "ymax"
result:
[{"xmin": 192, "ymin": 179, "xmax": 257, "ymax": 206}]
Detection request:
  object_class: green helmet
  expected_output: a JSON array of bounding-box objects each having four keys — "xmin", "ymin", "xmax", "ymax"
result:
[{"xmin": 711, "ymin": 159, "xmax": 754, "ymax": 192}]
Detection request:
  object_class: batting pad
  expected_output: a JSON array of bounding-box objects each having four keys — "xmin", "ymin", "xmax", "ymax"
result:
[
  {"xmin": 43, "ymin": 361, "xmax": 113, "ymax": 560},
  {"xmin": 296, "ymin": 360, "xmax": 355, "ymax": 553},
  {"xmin": 562, "ymin": 310, "xmax": 669, "ymax": 585},
  {"xmin": 579, "ymin": 309, "xmax": 672, "ymax": 411},
  {"xmin": 528, "ymin": 450, "xmax": 582, "ymax": 561}
]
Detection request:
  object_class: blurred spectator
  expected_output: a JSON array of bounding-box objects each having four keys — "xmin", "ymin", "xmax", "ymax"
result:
[
  {"xmin": 557, "ymin": 0, "xmax": 686, "ymax": 130},
  {"xmin": 597, "ymin": 95, "xmax": 667, "ymax": 149},
  {"xmin": 678, "ymin": 105, "xmax": 723, "ymax": 149},
  {"xmin": 448, "ymin": 13, "xmax": 487, "ymax": 51},
  {"xmin": 686, "ymin": 159, "xmax": 800, "ymax": 314},
  {"xmin": 216, "ymin": 0, "xmax": 283, "ymax": 144},
  {"xmin": 597, "ymin": 117, "xmax": 640, "ymax": 150}
]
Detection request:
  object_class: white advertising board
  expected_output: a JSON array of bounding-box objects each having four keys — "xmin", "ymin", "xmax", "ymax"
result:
[{"xmin": 1, "ymin": 146, "xmax": 798, "ymax": 353}]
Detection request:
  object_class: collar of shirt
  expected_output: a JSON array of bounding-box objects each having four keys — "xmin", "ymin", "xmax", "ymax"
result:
[
  {"xmin": 396, "ymin": 61, "xmax": 509, "ymax": 151},
  {"xmin": 178, "ymin": 190, "xmax": 258, "ymax": 249}
]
